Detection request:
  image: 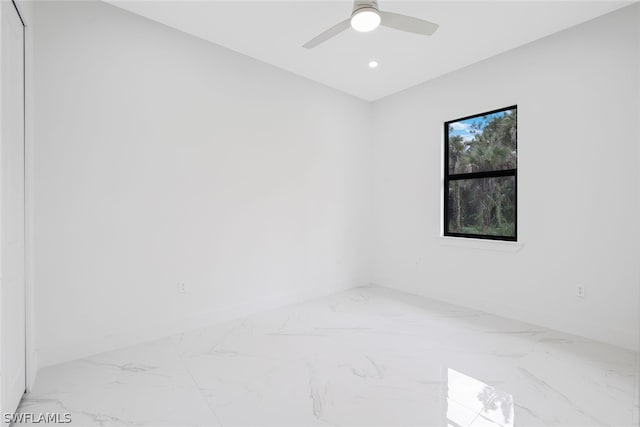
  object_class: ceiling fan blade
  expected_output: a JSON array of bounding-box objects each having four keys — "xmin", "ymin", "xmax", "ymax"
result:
[
  {"xmin": 303, "ymin": 19, "xmax": 351, "ymax": 49},
  {"xmin": 379, "ymin": 11, "xmax": 439, "ymax": 36}
]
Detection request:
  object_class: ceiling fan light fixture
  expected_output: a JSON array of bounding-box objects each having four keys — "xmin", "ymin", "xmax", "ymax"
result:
[
  {"xmin": 302, "ymin": 0, "xmax": 438, "ymax": 49},
  {"xmin": 350, "ymin": 8, "xmax": 381, "ymax": 32}
]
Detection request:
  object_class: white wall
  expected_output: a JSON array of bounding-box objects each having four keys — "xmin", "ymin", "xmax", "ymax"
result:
[
  {"xmin": 33, "ymin": 1, "xmax": 372, "ymax": 367},
  {"xmin": 33, "ymin": 0, "xmax": 639, "ymax": 369},
  {"xmin": 370, "ymin": 4, "xmax": 640, "ymax": 351}
]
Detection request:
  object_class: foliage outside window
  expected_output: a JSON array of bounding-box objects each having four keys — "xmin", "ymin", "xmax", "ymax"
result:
[{"xmin": 444, "ymin": 106, "xmax": 517, "ymax": 241}]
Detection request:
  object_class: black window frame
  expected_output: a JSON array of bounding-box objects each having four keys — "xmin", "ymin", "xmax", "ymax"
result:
[{"xmin": 443, "ymin": 105, "xmax": 518, "ymax": 242}]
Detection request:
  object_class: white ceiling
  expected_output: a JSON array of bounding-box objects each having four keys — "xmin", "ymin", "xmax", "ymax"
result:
[{"xmin": 108, "ymin": 1, "xmax": 632, "ymax": 101}]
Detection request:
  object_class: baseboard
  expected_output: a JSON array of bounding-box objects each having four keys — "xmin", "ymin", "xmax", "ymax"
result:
[
  {"xmin": 36, "ymin": 281, "xmax": 637, "ymax": 369},
  {"xmin": 26, "ymin": 349, "xmax": 37, "ymax": 391},
  {"xmin": 369, "ymin": 282, "xmax": 639, "ymax": 352},
  {"xmin": 37, "ymin": 283, "xmax": 356, "ymax": 369}
]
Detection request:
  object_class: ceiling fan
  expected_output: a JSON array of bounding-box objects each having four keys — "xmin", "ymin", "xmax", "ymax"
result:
[{"xmin": 303, "ymin": 0, "xmax": 439, "ymax": 49}]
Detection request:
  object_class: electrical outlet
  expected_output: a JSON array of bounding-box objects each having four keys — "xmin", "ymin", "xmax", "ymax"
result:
[
  {"xmin": 178, "ymin": 282, "xmax": 187, "ymax": 295},
  {"xmin": 576, "ymin": 285, "xmax": 586, "ymax": 299}
]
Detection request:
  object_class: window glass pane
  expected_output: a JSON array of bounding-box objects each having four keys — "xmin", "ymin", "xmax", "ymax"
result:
[
  {"xmin": 447, "ymin": 176, "xmax": 516, "ymax": 238},
  {"xmin": 448, "ymin": 108, "xmax": 517, "ymax": 174}
]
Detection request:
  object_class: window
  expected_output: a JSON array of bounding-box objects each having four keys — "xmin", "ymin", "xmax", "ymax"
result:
[{"xmin": 444, "ymin": 106, "xmax": 517, "ymax": 241}]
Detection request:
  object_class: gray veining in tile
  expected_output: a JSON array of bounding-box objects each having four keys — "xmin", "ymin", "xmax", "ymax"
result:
[{"xmin": 16, "ymin": 286, "xmax": 640, "ymax": 426}]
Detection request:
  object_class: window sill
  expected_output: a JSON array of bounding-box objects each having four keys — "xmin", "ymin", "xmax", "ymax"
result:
[{"xmin": 438, "ymin": 236, "xmax": 523, "ymax": 252}]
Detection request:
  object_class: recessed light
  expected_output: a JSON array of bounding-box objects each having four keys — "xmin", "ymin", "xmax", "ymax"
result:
[{"xmin": 368, "ymin": 60, "xmax": 379, "ymax": 69}]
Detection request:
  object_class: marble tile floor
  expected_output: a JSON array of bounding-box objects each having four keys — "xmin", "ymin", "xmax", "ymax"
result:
[{"xmin": 16, "ymin": 286, "xmax": 640, "ymax": 427}]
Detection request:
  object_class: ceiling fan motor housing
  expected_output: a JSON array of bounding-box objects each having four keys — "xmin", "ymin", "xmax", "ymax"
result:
[{"xmin": 352, "ymin": 0, "xmax": 379, "ymax": 16}]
